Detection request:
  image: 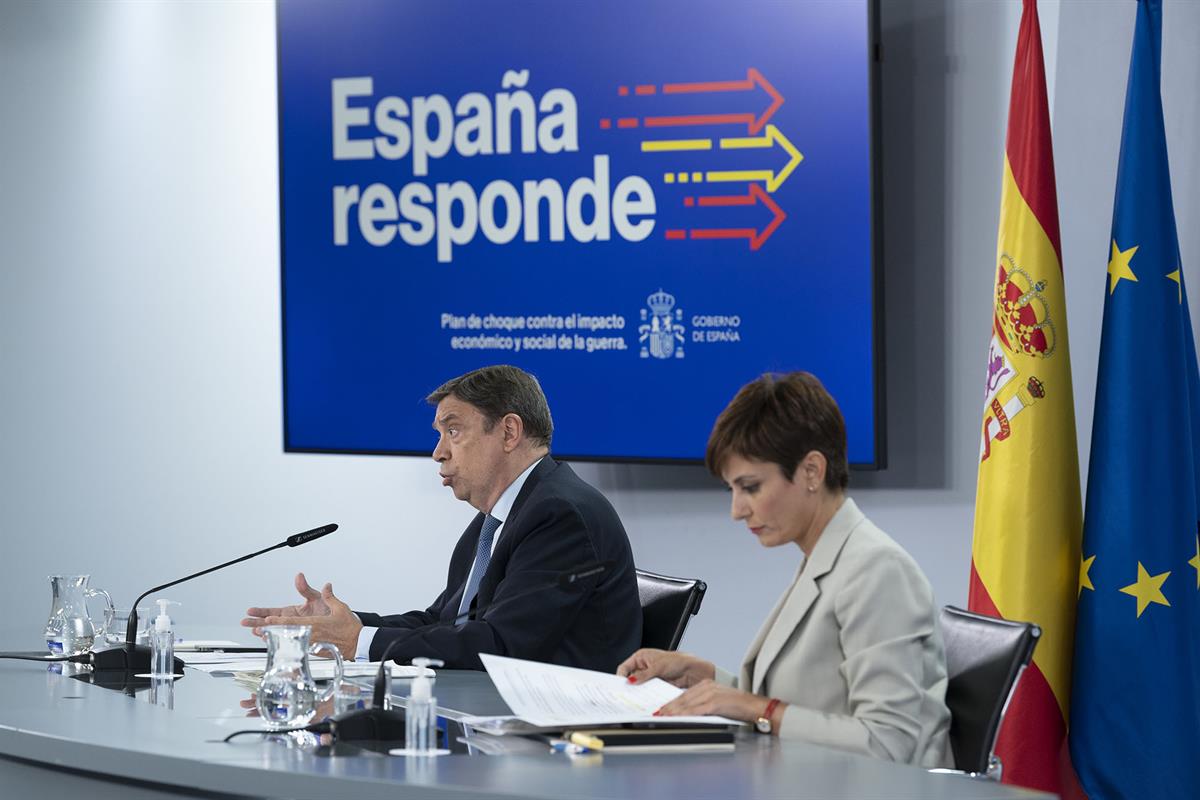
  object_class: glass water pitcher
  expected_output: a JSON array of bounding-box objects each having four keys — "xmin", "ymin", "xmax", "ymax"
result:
[
  {"xmin": 44, "ymin": 575, "xmax": 115, "ymax": 655},
  {"xmin": 256, "ymin": 625, "xmax": 344, "ymax": 729}
]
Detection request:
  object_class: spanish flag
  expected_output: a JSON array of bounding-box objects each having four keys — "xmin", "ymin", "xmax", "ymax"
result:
[{"xmin": 969, "ymin": 0, "xmax": 1081, "ymax": 792}]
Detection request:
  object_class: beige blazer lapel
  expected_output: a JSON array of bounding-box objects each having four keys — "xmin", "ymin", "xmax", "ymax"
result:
[
  {"xmin": 748, "ymin": 569, "xmax": 819, "ymax": 694},
  {"xmin": 739, "ymin": 561, "xmax": 800, "ymax": 690},
  {"xmin": 744, "ymin": 498, "xmax": 863, "ymax": 695}
]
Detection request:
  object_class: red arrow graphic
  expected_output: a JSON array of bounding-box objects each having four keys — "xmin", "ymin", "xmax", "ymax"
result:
[
  {"xmin": 640, "ymin": 69, "xmax": 783, "ymax": 135},
  {"xmin": 665, "ymin": 184, "xmax": 786, "ymax": 251}
]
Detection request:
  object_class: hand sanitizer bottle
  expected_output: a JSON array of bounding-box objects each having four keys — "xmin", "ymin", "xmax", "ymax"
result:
[
  {"xmin": 149, "ymin": 599, "xmax": 179, "ymax": 677},
  {"xmin": 405, "ymin": 657, "xmax": 444, "ymax": 753}
]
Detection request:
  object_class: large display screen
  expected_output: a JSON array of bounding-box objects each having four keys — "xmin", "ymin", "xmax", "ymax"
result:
[{"xmin": 279, "ymin": 0, "xmax": 883, "ymax": 464}]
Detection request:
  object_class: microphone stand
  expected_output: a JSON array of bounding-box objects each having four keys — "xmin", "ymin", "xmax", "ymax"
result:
[{"xmin": 90, "ymin": 524, "xmax": 338, "ymax": 674}]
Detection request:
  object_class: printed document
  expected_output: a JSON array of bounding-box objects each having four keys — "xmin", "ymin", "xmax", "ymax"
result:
[{"xmin": 479, "ymin": 654, "xmax": 740, "ymax": 727}]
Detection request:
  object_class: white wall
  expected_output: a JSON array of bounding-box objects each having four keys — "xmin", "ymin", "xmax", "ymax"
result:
[{"xmin": 1, "ymin": 1, "xmax": 1197, "ymax": 668}]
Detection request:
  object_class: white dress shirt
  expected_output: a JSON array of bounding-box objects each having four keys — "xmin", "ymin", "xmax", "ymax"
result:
[{"xmin": 354, "ymin": 456, "xmax": 544, "ymax": 661}]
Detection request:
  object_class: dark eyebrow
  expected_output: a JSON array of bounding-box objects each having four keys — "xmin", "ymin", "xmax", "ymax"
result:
[{"xmin": 433, "ymin": 412, "xmax": 460, "ymax": 430}]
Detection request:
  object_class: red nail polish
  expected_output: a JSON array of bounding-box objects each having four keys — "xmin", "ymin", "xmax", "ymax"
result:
[
  {"xmin": 627, "ymin": 676, "xmax": 637, "ymax": 684},
  {"xmin": 652, "ymin": 710, "xmax": 661, "ymax": 716}
]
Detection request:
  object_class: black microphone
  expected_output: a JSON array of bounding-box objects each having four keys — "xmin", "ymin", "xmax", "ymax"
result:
[
  {"xmin": 89, "ymin": 524, "xmax": 338, "ymax": 673},
  {"xmin": 287, "ymin": 525, "xmax": 338, "ymax": 547},
  {"xmin": 331, "ymin": 559, "xmax": 614, "ymax": 744}
]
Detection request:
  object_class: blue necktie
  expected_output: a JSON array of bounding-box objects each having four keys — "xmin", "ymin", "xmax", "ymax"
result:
[{"xmin": 457, "ymin": 514, "xmax": 500, "ymax": 621}]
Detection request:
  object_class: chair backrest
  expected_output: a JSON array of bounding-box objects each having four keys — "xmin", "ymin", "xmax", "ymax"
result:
[
  {"xmin": 635, "ymin": 569, "xmax": 707, "ymax": 651},
  {"xmin": 939, "ymin": 605, "xmax": 1041, "ymax": 777}
]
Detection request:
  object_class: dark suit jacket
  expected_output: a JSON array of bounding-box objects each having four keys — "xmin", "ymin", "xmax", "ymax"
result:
[{"xmin": 356, "ymin": 457, "xmax": 642, "ymax": 671}]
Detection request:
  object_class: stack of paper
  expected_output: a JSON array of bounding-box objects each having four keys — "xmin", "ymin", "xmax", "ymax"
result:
[{"xmin": 177, "ymin": 652, "xmax": 268, "ymax": 673}]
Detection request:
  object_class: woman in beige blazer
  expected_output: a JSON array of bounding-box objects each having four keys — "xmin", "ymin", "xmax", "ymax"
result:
[{"xmin": 618, "ymin": 372, "xmax": 952, "ymax": 767}]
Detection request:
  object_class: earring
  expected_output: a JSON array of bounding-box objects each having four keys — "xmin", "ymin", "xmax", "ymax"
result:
[{"xmin": 808, "ymin": 485, "xmax": 816, "ymax": 493}]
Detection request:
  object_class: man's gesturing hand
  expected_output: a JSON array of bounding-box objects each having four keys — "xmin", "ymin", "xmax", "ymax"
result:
[
  {"xmin": 243, "ymin": 572, "xmax": 330, "ymax": 630},
  {"xmin": 241, "ymin": 573, "xmax": 363, "ymax": 660}
]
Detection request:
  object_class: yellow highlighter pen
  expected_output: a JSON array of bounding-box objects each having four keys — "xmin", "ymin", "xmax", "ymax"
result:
[{"xmin": 568, "ymin": 732, "xmax": 605, "ymax": 751}]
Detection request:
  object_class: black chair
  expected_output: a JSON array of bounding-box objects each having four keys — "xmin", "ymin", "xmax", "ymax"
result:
[
  {"xmin": 937, "ymin": 605, "xmax": 1041, "ymax": 780},
  {"xmin": 635, "ymin": 569, "xmax": 707, "ymax": 651}
]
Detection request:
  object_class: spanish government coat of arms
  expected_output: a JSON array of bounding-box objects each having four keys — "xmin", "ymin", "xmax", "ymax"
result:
[{"xmin": 639, "ymin": 289, "xmax": 686, "ymax": 360}]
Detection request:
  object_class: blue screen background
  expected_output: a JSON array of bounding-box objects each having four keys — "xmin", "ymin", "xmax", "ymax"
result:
[{"xmin": 279, "ymin": 0, "xmax": 880, "ymax": 463}]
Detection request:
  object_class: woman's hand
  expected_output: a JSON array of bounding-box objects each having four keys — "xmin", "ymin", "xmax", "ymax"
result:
[
  {"xmin": 616, "ymin": 648, "xmax": 716, "ymax": 688},
  {"xmin": 654, "ymin": 680, "xmax": 777, "ymax": 726}
]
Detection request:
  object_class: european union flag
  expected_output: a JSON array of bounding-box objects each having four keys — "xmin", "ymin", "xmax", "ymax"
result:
[{"xmin": 1069, "ymin": 1, "xmax": 1200, "ymax": 798}]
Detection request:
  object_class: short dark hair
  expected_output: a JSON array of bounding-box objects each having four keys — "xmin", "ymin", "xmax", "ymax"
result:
[
  {"xmin": 426, "ymin": 365, "xmax": 554, "ymax": 448},
  {"xmin": 705, "ymin": 372, "xmax": 849, "ymax": 490}
]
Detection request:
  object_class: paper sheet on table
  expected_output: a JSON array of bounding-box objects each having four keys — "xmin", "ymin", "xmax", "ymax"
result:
[
  {"xmin": 310, "ymin": 662, "xmax": 432, "ymax": 679},
  {"xmin": 180, "ymin": 652, "xmax": 431, "ymax": 679},
  {"xmin": 478, "ymin": 653, "xmax": 740, "ymax": 727},
  {"xmin": 184, "ymin": 657, "xmax": 429, "ymax": 681}
]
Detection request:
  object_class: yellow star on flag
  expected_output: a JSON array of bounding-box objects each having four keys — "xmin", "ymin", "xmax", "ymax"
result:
[
  {"xmin": 1107, "ymin": 239, "xmax": 1139, "ymax": 294},
  {"xmin": 1167, "ymin": 268, "xmax": 1182, "ymax": 304},
  {"xmin": 1079, "ymin": 554, "xmax": 1096, "ymax": 596},
  {"xmin": 1189, "ymin": 536, "xmax": 1199, "ymax": 589},
  {"xmin": 1119, "ymin": 562, "xmax": 1171, "ymax": 617}
]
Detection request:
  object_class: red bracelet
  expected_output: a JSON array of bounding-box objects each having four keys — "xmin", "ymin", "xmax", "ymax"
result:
[{"xmin": 763, "ymin": 697, "xmax": 781, "ymax": 723}]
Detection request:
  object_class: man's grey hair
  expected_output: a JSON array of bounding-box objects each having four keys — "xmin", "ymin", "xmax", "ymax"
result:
[{"xmin": 426, "ymin": 365, "xmax": 554, "ymax": 448}]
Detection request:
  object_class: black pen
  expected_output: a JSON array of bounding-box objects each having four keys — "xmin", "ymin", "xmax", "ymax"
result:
[{"xmin": 186, "ymin": 646, "xmax": 268, "ymax": 653}]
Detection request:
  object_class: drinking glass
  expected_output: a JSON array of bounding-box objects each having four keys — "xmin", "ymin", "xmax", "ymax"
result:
[{"xmin": 106, "ymin": 607, "xmax": 150, "ymax": 646}]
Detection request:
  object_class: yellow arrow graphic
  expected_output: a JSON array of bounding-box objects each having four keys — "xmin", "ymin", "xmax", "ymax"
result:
[
  {"xmin": 709, "ymin": 125, "xmax": 803, "ymax": 192},
  {"xmin": 644, "ymin": 125, "xmax": 803, "ymax": 193}
]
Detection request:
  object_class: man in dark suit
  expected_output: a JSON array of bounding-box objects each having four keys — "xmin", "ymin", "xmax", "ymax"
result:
[{"xmin": 242, "ymin": 365, "xmax": 642, "ymax": 672}]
